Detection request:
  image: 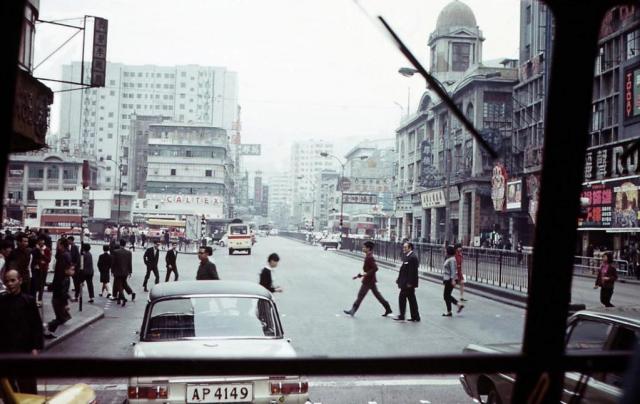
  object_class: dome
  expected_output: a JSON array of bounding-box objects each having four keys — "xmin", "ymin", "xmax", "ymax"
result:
[{"xmin": 436, "ymin": 0, "xmax": 477, "ymax": 31}]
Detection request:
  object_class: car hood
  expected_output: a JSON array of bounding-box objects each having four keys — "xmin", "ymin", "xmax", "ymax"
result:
[
  {"xmin": 134, "ymin": 338, "xmax": 297, "ymax": 358},
  {"xmin": 464, "ymin": 342, "xmax": 522, "ymax": 354}
]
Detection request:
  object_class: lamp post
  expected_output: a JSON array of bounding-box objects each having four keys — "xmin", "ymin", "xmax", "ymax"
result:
[
  {"xmin": 398, "ymin": 67, "xmax": 502, "ymax": 244},
  {"xmin": 296, "ymin": 175, "xmax": 317, "ymax": 231},
  {"xmin": 105, "ymin": 158, "xmax": 124, "ymax": 239},
  {"xmin": 320, "ymin": 152, "xmax": 346, "ymax": 236}
]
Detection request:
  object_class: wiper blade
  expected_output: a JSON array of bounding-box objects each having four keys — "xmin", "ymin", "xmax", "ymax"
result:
[{"xmin": 351, "ymin": 0, "xmax": 498, "ymax": 159}]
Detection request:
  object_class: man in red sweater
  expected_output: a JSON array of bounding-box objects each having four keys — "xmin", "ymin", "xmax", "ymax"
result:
[{"xmin": 344, "ymin": 241, "xmax": 392, "ymax": 317}]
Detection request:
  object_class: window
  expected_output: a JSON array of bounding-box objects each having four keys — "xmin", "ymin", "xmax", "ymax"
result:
[
  {"xmin": 452, "ymin": 42, "xmax": 471, "ymax": 71},
  {"xmin": 171, "ymin": 169, "xmax": 176, "ymax": 176},
  {"xmin": 627, "ymin": 29, "xmax": 640, "ymax": 59},
  {"xmin": 28, "ymin": 166, "xmax": 44, "ymax": 179},
  {"xmin": 205, "ymin": 169, "xmax": 212, "ymax": 177},
  {"xmin": 566, "ymin": 320, "xmax": 612, "ymax": 351}
]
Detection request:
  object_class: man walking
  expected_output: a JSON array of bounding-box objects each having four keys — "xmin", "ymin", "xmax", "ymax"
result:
[
  {"xmin": 394, "ymin": 242, "xmax": 420, "ymax": 322},
  {"xmin": 30, "ymin": 236, "xmax": 49, "ymax": 307},
  {"xmin": 67, "ymin": 236, "xmax": 81, "ymax": 301},
  {"xmin": 196, "ymin": 246, "xmax": 219, "ymax": 280},
  {"xmin": 111, "ymin": 239, "xmax": 135, "ymax": 306},
  {"xmin": 165, "ymin": 242, "xmax": 179, "ymax": 282},
  {"xmin": 143, "ymin": 241, "xmax": 161, "ymax": 291},
  {"xmin": 259, "ymin": 253, "xmax": 282, "ymax": 293},
  {"xmin": 0, "ymin": 268, "xmax": 44, "ymax": 394},
  {"xmin": 344, "ymin": 241, "xmax": 392, "ymax": 317},
  {"xmin": 47, "ymin": 238, "xmax": 74, "ymax": 336}
]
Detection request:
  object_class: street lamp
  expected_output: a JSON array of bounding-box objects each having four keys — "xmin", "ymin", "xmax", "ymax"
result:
[
  {"xmin": 320, "ymin": 152, "xmax": 346, "ymax": 236},
  {"xmin": 105, "ymin": 158, "xmax": 124, "ymax": 239},
  {"xmin": 296, "ymin": 175, "xmax": 317, "ymax": 231},
  {"xmin": 398, "ymin": 67, "xmax": 502, "ymax": 244}
]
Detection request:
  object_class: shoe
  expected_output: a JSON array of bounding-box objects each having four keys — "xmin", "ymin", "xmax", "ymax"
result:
[
  {"xmin": 460, "ymin": 298, "xmax": 468, "ymax": 302},
  {"xmin": 408, "ymin": 318, "xmax": 421, "ymax": 322},
  {"xmin": 106, "ymin": 293, "xmax": 111, "ymax": 299},
  {"xmin": 343, "ymin": 310, "xmax": 354, "ymax": 317},
  {"xmin": 44, "ymin": 332, "xmax": 57, "ymax": 340},
  {"xmin": 382, "ymin": 308, "xmax": 392, "ymax": 317},
  {"xmin": 131, "ymin": 293, "xmax": 136, "ymax": 302},
  {"xmin": 143, "ymin": 287, "xmax": 149, "ymax": 292},
  {"xmin": 393, "ymin": 316, "xmax": 405, "ymax": 321},
  {"xmin": 70, "ymin": 298, "xmax": 78, "ymax": 302},
  {"xmin": 88, "ymin": 299, "xmax": 94, "ymax": 303},
  {"xmin": 457, "ymin": 304, "xmax": 465, "ymax": 313},
  {"xmin": 442, "ymin": 312, "xmax": 452, "ymax": 317},
  {"xmin": 99, "ymin": 293, "xmax": 103, "ymax": 298},
  {"xmin": 121, "ymin": 299, "xmax": 127, "ymax": 307}
]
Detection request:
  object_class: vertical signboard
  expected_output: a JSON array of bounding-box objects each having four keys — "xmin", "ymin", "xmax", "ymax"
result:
[
  {"xmin": 91, "ymin": 18, "xmax": 108, "ymax": 87},
  {"xmin": 623, "ymin": 62, "xmax": 640, "ymax": 125}
]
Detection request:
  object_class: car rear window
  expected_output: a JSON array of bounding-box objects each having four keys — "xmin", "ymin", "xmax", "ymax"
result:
[
  {"xmin": 566, "ymin": 319, "xmax": 612, "ymax": 351},
  {"xmin": 145, "ymin": 297, "xmax": 279, "ymax": 340}
]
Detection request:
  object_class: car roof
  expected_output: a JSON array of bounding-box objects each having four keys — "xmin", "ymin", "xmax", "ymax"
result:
[
  {"xmin": 573, "ymin": 305, "xmax": 640, "ymax": 328},
  {"xmin": 149, "ymin": 280, "xmax": 272, "ymax": 301}
]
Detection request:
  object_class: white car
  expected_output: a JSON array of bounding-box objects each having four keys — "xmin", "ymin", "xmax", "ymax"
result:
[{"xmin": 128, "ymin": 281, "xmax": 308, "ymax": 403}]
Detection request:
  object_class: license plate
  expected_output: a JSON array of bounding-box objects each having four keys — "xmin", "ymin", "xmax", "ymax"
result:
[{"xmin": 186, "ymin": 384, "xmax": 253, "ymax": 403}]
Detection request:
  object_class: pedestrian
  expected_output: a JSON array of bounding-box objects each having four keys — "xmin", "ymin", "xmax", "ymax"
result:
[
  {"xmin": 259, "ymin": 253, "xmax": 283, "ymax": 293},
  {"xmin": 30, "ymin": 235, "xmax": 49, "ymax": 307},
  {"xmin": 594, "ymin": 251, "xmax": 618, "ymax": 307},
  {"xmin": 443, "ymin": 245, "xmax": 465, "ymax": 316},
  {"xmin": 0, "ymin": 268, "xmax": 44, "ymax": 394},
  {"xmin": 165, "ymin": 242, "xmax": 179, "ymax": 282},
  {"xmin": 7, "ymin": 234, "xmax": 31, "ymax": 295},
  {"xmin": 143, "ymin": 241, "xmax": 161, "ymax": 291},
  {"xmin": 163, "ymin": 230, "xmax": 170, "ymax": 250},
  {"xmin": 196, "ymin": 246, "xmax": 219, "ymax": 280},
  {"xmin": 140, "ymin": 231, "xmax": 147, "ymax": 248},
  {"xmin": 394, "ymin": 242, "xmax": 420, "ymax": 322},
  {"xmin": 129, "ymin": 232, "xmax": 136, "ymax": 252},
  {"xmin": 67, "ymin": 236, "xmax": 81, "ymax": 301},
  {"xmin": 97, "ymin": 244, "xmax": 111, "ymax": 298},
  {"xmin": 111, "ymin": 239, "xmax": 135, "ymax": 306},
  {"xmin": 454, "ymin": 243, "xmax": 467, "ymax": 302},
  {"xmin": 104, "ymin": 226, "xmax": 112, "ymax": 242},
  {"xmin": 77, "ymin": 243, "xmax": 95, "ymax": 303},
  {"xmin": 516, "ymin": 241, "xmax": 524, "ymax": 265},
  {"xmin": 0, "ymin": 239, "xmax": 14, "ymax": 290},
  {"xmin": 47, "ymin": 237, "xmax": 74, "ymax": 335},
  {"xmin": 343, "ymin": 241, "xmax": 392, "ymax": 317}
]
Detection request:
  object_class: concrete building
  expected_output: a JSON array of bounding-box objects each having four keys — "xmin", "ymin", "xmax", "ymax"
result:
[
  {"xmin": 127, "ymin": 114, "xmax": 171, "ymax": 197},
  {"xmin": 58, "ymin": 62, "xmax": 238, "ymax": 190},
  {"xmin": 394, "ymin": 0, "xmax": 518, "ymax": 245},
  {"xmin": 144, "ymin": 122, "xmax": 232, "ymax": 219},
  {"xmin": 314, "ymin": 170, "xmax": 340, "ymax": 230},
  {"xmin": 290, "ymin": 140, "xmax": 335, "ymax": 227},
  {"xmin": 266, "ymin": 172, "xmax": 293, "ymax": 228},
  {"xmin": 3, "ymin": 151, "xmax": 98, "ymax": 223}
]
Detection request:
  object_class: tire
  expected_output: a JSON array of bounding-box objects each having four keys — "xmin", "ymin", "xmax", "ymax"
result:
[
  {"xmin": 481, "ymin": 387, "xmax": 502, "ymax": 404},
  {"xmin": 229, "ymin": 248, "xmax": 233, "ymax": 255}
]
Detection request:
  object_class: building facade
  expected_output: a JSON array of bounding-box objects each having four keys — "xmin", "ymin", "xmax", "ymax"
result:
[{"xmin": 58, "ymin": 62, "xmax": 238, "ymax": 190}]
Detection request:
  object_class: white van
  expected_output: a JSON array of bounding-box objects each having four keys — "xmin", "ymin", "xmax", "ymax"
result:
[{"xmin": 227, "ymin": 223, "xmax": 252, "ymax": 255}]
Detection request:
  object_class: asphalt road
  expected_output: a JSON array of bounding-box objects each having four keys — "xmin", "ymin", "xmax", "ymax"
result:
[{"xmin": 38, "ymin": 235, "xmax": 635, "ymax": 403}]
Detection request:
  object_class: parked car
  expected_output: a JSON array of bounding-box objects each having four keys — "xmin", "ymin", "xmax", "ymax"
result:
[
  {"xmin": 128, "ymin": 280, "xmax": 308, "ymax": 403},
  {"xmin": 217, "ymin": 234, "xmax": 228, "ymax": 247},
  {"xmin": 459, "ymin": 306, "xmax": 640, "ymax": 403}
]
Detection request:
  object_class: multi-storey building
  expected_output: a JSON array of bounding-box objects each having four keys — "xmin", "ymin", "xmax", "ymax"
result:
[
  {"xmin": 58, "ymin": 62, "xmax": 238, "ymax": 190},
  {"xmin": 127, "ymin": 115, "xmax": 171, "ymax": 197},
  {"xmin": 314, "ymin": 170, "xmax": 340, "ymax": 231},
  {"xmin": 266, "ymin": 173, "xmax": 293, "ymax": 228},
  {"xmin": 395, "ymin": 0, "xmax": 518, "ymax": 245},
  {"xmin": 3, "ymin": 151, "xmax": 98, "ymax": 222},
  {"xmin": 143, "ymin": 123, "xmax": 232, "ymax": 219},
  {"xmin": 290, "ymin": 140, "xmax": 335, "ymax": 226}
]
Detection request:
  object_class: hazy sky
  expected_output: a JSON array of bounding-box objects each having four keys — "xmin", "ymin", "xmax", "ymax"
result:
[{"xmin": 36, "ymin": 0, "xmax": 519, "ymax": 176}]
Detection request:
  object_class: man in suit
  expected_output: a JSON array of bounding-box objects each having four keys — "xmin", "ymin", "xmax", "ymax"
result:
[
  {"xmin": 66, "ymin": 236, "xmax": 81, "ymax": 301},
  {"xmin": 111, "ymin": 239, "xmax": 135, "ymax": 306},
  {"xmin": 196, "ymin": 246, "xmax": 219, "ymax": 280},
  {"xmin": 394, "ymin": 242, "xmax": 420, "ymax": 322},
  {"xmin": 143, "ymin": 241, "xmax": 161, "ymax": 291},
  {"xmin": 165, "ymin": 242, "xmax": 179, "ymax": 282}
]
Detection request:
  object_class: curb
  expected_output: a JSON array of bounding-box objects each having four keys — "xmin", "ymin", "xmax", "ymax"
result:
[{"xmin": 43, "ymin": 305, "xmax": 105, "ymax": 351}]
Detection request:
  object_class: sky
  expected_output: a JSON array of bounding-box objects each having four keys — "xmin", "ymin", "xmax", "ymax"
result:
[{"xmin": 35, "ymin": 0, "xmax": 520, "ymax": 176}]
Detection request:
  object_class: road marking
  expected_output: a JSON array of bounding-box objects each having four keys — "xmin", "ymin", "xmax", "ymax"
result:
[{"xmin": 419, "ymin": 400, "xmax": 432, "ymax": 403}]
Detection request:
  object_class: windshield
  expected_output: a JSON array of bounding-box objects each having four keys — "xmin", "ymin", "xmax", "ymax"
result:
[
  {"xmin": 144, "ymin": 297, "xmax": 280, "ymax": 340},
  {"xmin": 229, "ymin": 226, "xmax": 248, "ymax": 235}
]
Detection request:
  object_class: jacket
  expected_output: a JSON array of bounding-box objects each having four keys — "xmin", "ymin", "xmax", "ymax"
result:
[
  {"xmin": 144, "ymin": 247, "xmax": 160, "ymax": 269},
  {"xmin": 97, "ymin": 252, "xmax": 111, "ymax": 273},
  {"xmin": 259, "ymin": 267, "xmax": 275, "ymax": 292},
  {"xmin": 0, "ymin": 292, "xmax": 44, "ymax": 353},
  {"xmin": 166, "ymin": 249, "xmax": 178, "ymax": 268},
  {"xmin": 596, "ymin": 263, "xmax": 618, "ymax": 288},
  {"xmin": 82, "ymin": 251, "xmax": 94, "ymax": 276},
  {"xmin": 362, "ymin": 253, "xmax": 378, "ymax": 285},
  {"xmin": 443, "ymin": 256, "xmax": 457, "ymax": 281},
  {"xmin": 7, "ymin": 247, "xmax": 31, "ymax": 280},
  {"xmin": 196, "ymin": 260, "xmax": 219, "ymax": 280},
  {"xmin": 69, "ymin": 244, "xmax": 81, "ymax": 270},
  {"xmin": 111, "ymin": 247, "xmax": 133, "ymax": 277},
  {"xmin": 396, "ymin": 251, "xmax": 419, "ymax": 288}
]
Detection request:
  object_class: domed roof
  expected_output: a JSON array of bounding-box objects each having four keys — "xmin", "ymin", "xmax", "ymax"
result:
[{"xmin": 436, "ymin": 0, "xmax": 477, "ymax": 31}]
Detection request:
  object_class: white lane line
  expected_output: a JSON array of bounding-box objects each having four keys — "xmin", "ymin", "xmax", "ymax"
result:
[{"xmin": 309, "ymin": 378, "xmax": 460, "ymax": 387}]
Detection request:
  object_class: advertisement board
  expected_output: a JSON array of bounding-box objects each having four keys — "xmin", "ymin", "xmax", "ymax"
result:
[
  {"xmin": 578, "ymin": 178, "xmax": 640, "ymax": 229},
  {"xmin": 583, "ymin": 138, "xmax": 640, "ymax": 182},
  {"xmin": 343, "ymin": 193, "xmax": 378, "ymax": 205},
  {"xmin": 238, "ymin": 144, "xmax": 261, "ymax": 156},
  {"xmin": 350, "ymin": 177, "xmax": 391, "ymax": 193},
  {"xmin": 506, "ymin": 178, "xmax": 524, "ymax": 211},
  {"xmin": 146, "ymin": 193, "xmax": 224, "ymax": 219},
  {"xmin": 623, "ymin": 62, "xmax": 640, "ymax": 125},
  {"xmin": 421, "ymin": 189, "xmax": 445, "ymax": 208}
]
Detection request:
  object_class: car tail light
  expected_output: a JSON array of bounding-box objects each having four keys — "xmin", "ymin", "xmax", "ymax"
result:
[
  {"xmin": 269, "ymin": 378, "xmax": 308, "ymax": 395},
  {"xmin": 128, "ymin": 385, "xmax": 169, "ymax": 400}
]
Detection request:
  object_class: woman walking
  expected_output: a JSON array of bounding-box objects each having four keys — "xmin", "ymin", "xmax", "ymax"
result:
[
  {"xmin": 97, "ymin": 244, "xmax": 111, "ymax": 298},
  {"xmin": 454, "ymin": 243, "xmax": 466, "ymax": 302},
  {"xmin": 443, "ymin": 245, "xmax": 464, "ymax": 316},
  {"xmin": 594, "ymin": 251, "xmax": 618, "ymax": 307}
]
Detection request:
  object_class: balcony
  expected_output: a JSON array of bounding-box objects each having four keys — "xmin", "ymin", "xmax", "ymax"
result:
[
  {"xmin": 524, "ymin": 146, "xmax": 543, "ymax": 170},
  {"xmin": 147, "ymin": 155, "xmax": 226, "ymax": 166}
]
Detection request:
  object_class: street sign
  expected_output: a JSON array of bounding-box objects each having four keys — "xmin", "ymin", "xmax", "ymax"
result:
[
  {"xmin": 91, "ymin": 18, "xmax": 108, "ymax": 87},
  {"xmin": 238, "ymin": 144, "xmax": 261, "ymax": 156},
  {"xmin": 340, "ymin": 177, "xmax": 352, "ymax": 192},
  {"xmin": 343, "ymin": 193, "xmax": 378, "ymax": 204}
]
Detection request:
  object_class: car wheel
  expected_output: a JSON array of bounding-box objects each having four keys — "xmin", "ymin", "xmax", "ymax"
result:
[
  {"xmin": 480, "ymin": 387, "xmax": 502, "ymax": 404},
  {"xmin": 229, "ymin": 248, "xmax": 233, "ymax": 255}
]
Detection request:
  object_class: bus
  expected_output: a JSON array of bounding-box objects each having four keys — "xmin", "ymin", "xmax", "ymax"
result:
[
  {"xmin": 40, "ymin": 207, "xmax": 82, "ymax": 235},
  {"xmin": 146, "ymin": 218, "xmax": 186, "ymax": 242},
  {"xmin": 227, "ymin": 221, "xmax": 252, "ymax": 255}
]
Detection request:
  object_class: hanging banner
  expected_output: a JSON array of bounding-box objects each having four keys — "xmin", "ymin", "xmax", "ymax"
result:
[
  {"xmin": 491, "ymin": 164, "xmax": 508, "ymax": 211},
  {"xmin": 506, "ymin": 178, "xmax": 524, "ymax": 211}
]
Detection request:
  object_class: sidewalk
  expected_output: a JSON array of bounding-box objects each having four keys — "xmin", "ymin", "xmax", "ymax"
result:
[{"xmin": 40, "ymin": 292, "xmax": 104, "ymax": 350}]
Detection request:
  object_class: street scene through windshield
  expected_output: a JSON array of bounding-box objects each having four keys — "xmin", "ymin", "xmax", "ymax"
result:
[{"xmin": 1, "ymin": 0, "xmax": 639, "ymax": 403}]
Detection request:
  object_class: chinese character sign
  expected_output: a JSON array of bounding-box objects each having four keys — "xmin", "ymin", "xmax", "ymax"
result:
[{"xmin": 343, "ymin": 193, "xmax": 378, "ymax": 205}]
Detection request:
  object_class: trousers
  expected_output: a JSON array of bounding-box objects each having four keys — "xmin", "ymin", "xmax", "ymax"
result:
[
  {"xmin": 398, "ymin": 287, "xmax": 419, "ymax": 320},
  {"xmin": 350, "ymin": 283, "xmax": 390, "ymax": 313},
  {"xmin": 443, "ymin": 280, "xmax": 459, "ymax": 312},
  {"xmin": 143, "ymin": 266, "xmax": 160, "ymax": 287},
  {"xmin": 165, "ymin": 266, "xmax": 179, "ymax": 282}
]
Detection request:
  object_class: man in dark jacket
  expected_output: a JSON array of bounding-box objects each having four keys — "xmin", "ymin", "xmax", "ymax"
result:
[
  {"xmin": 0, "ymin": 268, "xmax": 44, "ymax": 394},
  {"xmin": 48, "ymin": 238, "xmax": 74, "ymax": 335},
  {"xmin": 165, "ymin": 242, "xmax": 179, "ymax": 282},
  {"xmin": 196, "ymin": 246, "xmax": 219, "ymax": 280},
  {"xmin": 143, "ymin": 241, "xmax": 161, "ymax": 291},
  {"xmin": 111, "ymin": 239, "xmax": 135, "ymax": 306},
  {"xmin": 394, "ymin": 242, "xmax": 420, "ymax": 322},
  {"xmin": 259, "ymin": 253, "xmax": 282, "ymax": 293},
  {"xmin": 344, "ymin": 241, "xmax": 392, "ymax": 317},
  {"xmin": 67, "ymin": 236, "xmax": 81, "ymax": 301},
  {"xmin": 7, "ymin": 234, "xmax": 31, "ymax": 295}
]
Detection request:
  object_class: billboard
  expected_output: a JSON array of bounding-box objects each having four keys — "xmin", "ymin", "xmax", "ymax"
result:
[
  {"xmin": 349, "ymin": 177, "xmax": 392, "ymax": 193},
  {"xmin": 623, "ymin": 62, "xmax": 640, "ymax": 124},
  {"xmin": 584, "ymin": 138, "xmax": 640, "ymax": 182},
  {"xmin": 91, "ymin": 18, "xmax": 108, "ymax": 87},
  {"xmin": 146, "ymin": 194, "xmax": 224, "ymax": 219},
  {"xmin": 506, "ymin": 178, "xmax": 524, "ymax": 211},
  {"xmin": 578, "ymin": 178, "xmax": 640, "ymax": 229},
  {"xmin": 238, "ymin": 144, "xmax": 261, "ymax": 155},
  {"xmin": 343, "ymin": 193, "xmax": 378, "ymax": 205}
]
